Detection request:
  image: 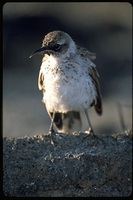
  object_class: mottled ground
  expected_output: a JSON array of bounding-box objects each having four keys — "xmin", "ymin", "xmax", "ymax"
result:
[{"xmin": 3, "ymin": 130, "xmax": 132, "ymax": 197}]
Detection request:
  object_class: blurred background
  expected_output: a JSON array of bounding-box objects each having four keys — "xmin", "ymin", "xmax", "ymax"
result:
[{"xmin": 3, "ymin": 3, "xmax": 132, "ymax": 138}]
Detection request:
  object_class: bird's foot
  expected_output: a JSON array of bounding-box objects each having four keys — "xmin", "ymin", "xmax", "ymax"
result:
[
  {"xmin": 49, "ymin": 129, "xmax": 57, "ymax": 145},
  {"xmin": 86, "ymin": 127, "xmax": 102, "ymax": 141},
  {"xmin": 85, "ymin": 127, "xmax": 94, "ymax": 135}
]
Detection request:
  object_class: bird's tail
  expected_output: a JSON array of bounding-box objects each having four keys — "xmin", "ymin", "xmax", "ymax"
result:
[{"xmin": 49, "ymin": 111, "xmax": 82, "ymax": 133}]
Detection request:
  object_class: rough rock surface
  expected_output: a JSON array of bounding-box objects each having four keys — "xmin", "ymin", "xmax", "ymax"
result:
[{"xmin": 3, "ymin": 130, "xmax": 132, "ymax": 197}]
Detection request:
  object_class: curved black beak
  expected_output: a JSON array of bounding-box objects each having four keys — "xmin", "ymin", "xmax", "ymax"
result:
[{"xmin": 29, "ymin": 46, "xmax": 50, "ymax": 58}]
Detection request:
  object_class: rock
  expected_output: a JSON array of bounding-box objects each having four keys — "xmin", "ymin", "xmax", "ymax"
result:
[{"xmin": 3, "ymin": 130, "xmax": 132, "ymax": 197}]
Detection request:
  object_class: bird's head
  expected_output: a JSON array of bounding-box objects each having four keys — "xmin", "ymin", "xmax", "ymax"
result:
[{"xmin": 29, "ymin": 30, "xmax": 76, "ymax": 58}]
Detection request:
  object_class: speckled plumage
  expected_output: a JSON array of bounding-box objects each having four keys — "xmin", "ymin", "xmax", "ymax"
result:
[{"xmin": 30, "ymin": 30, "xmax": 102, "ymax": 133}]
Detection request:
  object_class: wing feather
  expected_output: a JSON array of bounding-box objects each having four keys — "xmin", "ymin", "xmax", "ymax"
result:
[
  {"xmin": 88, "ymin": 66, "xmax": 102, "ymax": 115},
  {"xmin": 38, "ymin": 71, "xmax": 44, "ymax": 90},
  {"xmin": 77, "ymin": 45, "xmax": 102, "ymax": 115},
  {"xmin": 77, "ymin": 45, "xmax": 96, "ymax": 60}
]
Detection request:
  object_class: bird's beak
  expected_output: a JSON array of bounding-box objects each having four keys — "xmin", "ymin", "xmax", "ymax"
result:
[{"xmin": 29, "ymin": 46, "xmax": 50, "ymax": 58}]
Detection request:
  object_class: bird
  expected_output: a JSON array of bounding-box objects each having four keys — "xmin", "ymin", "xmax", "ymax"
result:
[{"xmin": 29, "ymin": 30, "xmax": 102, "ymax": 142}]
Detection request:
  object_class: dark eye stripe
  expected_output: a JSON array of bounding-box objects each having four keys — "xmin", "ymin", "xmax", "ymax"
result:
[
  {"xmin": 53, "ymin": 44, "xmax": 61, "ymax": 51},
  {"xmin": 49, "ymin": 42, "xmax": 61, "ymax": 51}
]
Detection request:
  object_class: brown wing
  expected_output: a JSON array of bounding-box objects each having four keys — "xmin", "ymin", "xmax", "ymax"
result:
[
  {"xmin": 77, "ymin": 45, "xmax": 96, "ymax": 60},
  {"xmin": 77, "ymin": 45, "xmax": 102, "ymax": 115},
  {"xmin": 38, "ymin": 70, "xmax": 44, "ymax": 90},
  {"xmin": 88, "ymin": 66, "xmax": 102, "ymax": 115}
]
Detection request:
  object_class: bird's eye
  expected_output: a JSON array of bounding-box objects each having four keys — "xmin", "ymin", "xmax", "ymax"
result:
[{"xmin": 53, "ymin": 44, "xmax": 61, "ymax": 51}]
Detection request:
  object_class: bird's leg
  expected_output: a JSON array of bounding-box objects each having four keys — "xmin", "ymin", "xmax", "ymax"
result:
[
  {"xmin": 84, "ymin": 109, "xmax": 103, "ymax": 142},
  {"xmin": 85, "ymin": 110, "xmax": 102, "ymax": 140},
  {"xmin": 84, "ymin": 109, "xmax": 100, "ymax": 140},
  {"xmin": 84, "ymin": 110, "xmax": 94, "ymax": 134},
  {"xmin": 49, "ymin": 111, "xmax": 56, "ymax": 145}
]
